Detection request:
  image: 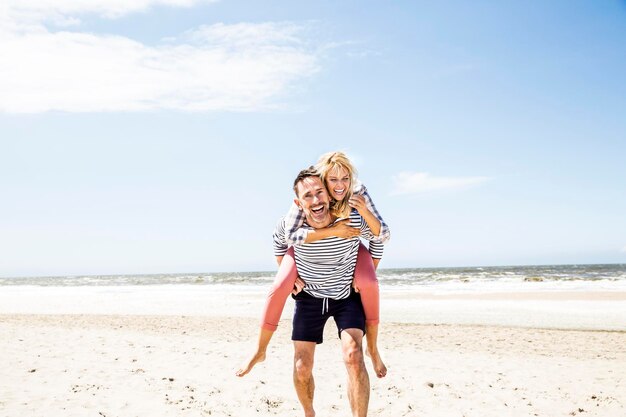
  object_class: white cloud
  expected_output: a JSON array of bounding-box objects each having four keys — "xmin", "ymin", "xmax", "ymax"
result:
[
  {"xmin": 391, "ymin": 172, "xmax": 491, "ymax": 195},
  {"xmin": 2, "ymin": 0, "xmax": 215, "ymax": 24},
  {"xmin": 621, "ymin": 246, "xmax": 626, "ymax": 253},
  {"xmin": 0, "ymin": 1, "xmax": 320, "ymax": 113}
]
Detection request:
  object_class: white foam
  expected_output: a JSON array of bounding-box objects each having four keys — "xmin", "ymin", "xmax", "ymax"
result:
[
  {"xmin": 0, "ymin": 285, "xmax": 266, "ymax": 316},
  {"xmin": 380, "ymin": 279, "xmax": 626, "ymax": 294},
  {"xmin": 1, "ymin": 285, "xmax": 625, "ymax": 331},
  {"xmin": 381, "ymin": 297, "xmax": 626, "ymax": 331}
]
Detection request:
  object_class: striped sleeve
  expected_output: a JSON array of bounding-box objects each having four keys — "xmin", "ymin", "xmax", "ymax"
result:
[
  {"xmin": 272, "ymin": 218, "xmax": 289, "ymax": 256},
  {"xmin": 368, "ymin": 240, "xmax": 384, "ymax": 259}
]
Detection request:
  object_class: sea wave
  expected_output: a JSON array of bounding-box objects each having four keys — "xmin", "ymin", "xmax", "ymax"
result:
[{"xmin": 1, "ymin": 264, "xmax": 624, "ymax": 290}]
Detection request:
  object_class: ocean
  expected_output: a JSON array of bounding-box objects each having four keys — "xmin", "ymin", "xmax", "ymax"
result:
[
  {"xmin": 2, "ymin": 264, "xmax": 625, "ymax": 293},
  {"xmin": 2, "ymin": 264, "xmax": 625, "ymax": 329}
]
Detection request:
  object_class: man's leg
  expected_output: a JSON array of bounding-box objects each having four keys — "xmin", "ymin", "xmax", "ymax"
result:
[
  {"xmin": 341, "ymin": 328, "xmax": 369, "ymax": 417},
  {"xmin": 293, "ymin": 341, "xmax": 317, "ymax": 417}
]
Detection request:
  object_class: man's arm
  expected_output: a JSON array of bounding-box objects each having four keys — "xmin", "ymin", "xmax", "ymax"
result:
[
  {"xmin": 372, "ymin": 258, "xmax": 381, "ymax": 270},
  {"xmin": 272, "ymin": 218, "xmax": 289, "ymax": 257},
  {"xmin": 368, "ymin": 240, "xmax": 384, "ymax": 269}
]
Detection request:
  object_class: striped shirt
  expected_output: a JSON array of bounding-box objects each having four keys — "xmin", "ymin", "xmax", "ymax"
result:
[
  {"xmin": 273, "ymin": 209, "xmax": 383, "ymax": 300},
  {"xmin": 282, "ymin": 183, "xmax": 390, "ymax": 259}
]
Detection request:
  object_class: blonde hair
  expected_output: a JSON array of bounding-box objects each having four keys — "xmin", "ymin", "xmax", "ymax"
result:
[{"xmin": 315, "ymin": 151, "xmax": 357, "ymax": 218}]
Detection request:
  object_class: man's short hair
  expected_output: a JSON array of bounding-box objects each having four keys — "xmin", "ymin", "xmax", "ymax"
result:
[{"xmin": 293, "ymin": 166, "xmax": 319, "ymax": 196}]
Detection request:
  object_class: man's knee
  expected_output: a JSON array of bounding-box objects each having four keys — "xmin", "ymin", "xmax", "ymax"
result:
[
  {"xmin": 342, "ymin": 341, "xmax": 364, "ymax": 368},
  {"xmin": 294, "ymin": 356, "xmax": 314, "ymax": 380}
]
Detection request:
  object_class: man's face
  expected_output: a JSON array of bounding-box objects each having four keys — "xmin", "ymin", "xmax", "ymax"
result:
[{"xmin": 294, "ymin": 176, "xmax": 332, "ymax": 228}]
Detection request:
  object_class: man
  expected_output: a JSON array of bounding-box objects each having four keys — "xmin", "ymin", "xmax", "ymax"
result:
[{"xmin": 237, "ymin": 167, "xmax": 384, "ymax": 417}]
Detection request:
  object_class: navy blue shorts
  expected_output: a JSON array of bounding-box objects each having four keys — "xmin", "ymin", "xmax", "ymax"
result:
[{"xmin": 291, "ymin": 290, "xmax": 365, "ymax": 344}]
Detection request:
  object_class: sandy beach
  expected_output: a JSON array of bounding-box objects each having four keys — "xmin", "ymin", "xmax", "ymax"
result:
[{"xmin": 1, "ymin": 288, "xmax": 625, "ymax": 417}]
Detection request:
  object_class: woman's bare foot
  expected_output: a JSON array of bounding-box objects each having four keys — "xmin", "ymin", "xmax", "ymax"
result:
[
  {"xmin": 365, "ymin": 347, "xmax": 387, "ymax": 378},
  {"xmin": 235, "ymin": 350, "xmax": 266, "ymax": 377},
  {"xmin": 364, "ymin": 323, "xmax": 387, "ymax": 378}
]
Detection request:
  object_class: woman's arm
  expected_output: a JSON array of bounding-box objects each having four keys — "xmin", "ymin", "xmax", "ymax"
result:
[
  {"xmin": 352, "ymin": 185, "xmax": 389, "ymax": 266},
  {"xmin": 285, "ymin": 203, "xmax": 361, "ymax": 244},
  {"xmin": 349, "ymin": 194, "xmax": 382, "ymax": 236},
  {"xmin": 304, "ymin": 219, "xmax": 360, "ymax": 242},
  {"xmin": 349, "ymin": 184, "xmax": 390, "ymax": 243}
]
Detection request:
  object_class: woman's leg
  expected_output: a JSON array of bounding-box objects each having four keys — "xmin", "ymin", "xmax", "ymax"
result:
[
  {"xmin": 353, "ymin": 243, "xmax": 387, "ymax": 378},
  {"xmin": 261, "ymin": 247, "xmax": 299, "ymax": 331},
  {"xmin": 236, "ymin": 247, "xmax": 298, "ymax": 377}
]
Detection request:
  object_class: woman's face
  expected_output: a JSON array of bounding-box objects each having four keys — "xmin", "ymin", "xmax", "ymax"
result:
[{"xmin": 325, "ymin": 166, "xmax": 351, "ymax": 201}]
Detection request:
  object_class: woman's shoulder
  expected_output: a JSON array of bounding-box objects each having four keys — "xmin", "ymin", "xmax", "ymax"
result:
[{"xmin": 352, "ymin": 180, "xmax": 366, "ymax": 195}]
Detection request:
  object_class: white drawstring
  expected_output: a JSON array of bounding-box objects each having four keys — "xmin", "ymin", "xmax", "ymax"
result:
[{"xmin": 321, "ymin": 297, "xmax": 329, "ymax": 315}]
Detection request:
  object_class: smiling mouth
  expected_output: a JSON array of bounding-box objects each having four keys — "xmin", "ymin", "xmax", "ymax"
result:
[
  {"xmin": 311, "ymin": 205, "xmax": 324, "ymax": 214},
  {"xmin": 334, "ymin": 189, "xmax": 345, "ymax": 195}
]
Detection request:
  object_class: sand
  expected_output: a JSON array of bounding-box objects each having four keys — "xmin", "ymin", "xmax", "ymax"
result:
[{"xmin": 1, "ymin": 290, "xmax": 625, "ymax": 417}]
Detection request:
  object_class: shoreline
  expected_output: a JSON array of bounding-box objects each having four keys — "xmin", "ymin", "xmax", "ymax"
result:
[{"xmin": 1, "ymin": 287, "xmax": 625, "ymax": 331}]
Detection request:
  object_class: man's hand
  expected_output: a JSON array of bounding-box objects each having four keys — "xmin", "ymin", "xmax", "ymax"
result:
[
  {"xmin": 328, "ymin": 219, "xmax": 360, "ymax": 239},
  {"xmin": 292, "ymin": 276, "xmax": 306, "ymax": 295}
]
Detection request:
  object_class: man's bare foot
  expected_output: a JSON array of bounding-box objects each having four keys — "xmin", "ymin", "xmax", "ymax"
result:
[
  {"xmin": 235, "ymin": 350, "xmax": 266, "ymax": 377},
  {"xmin": 365, "ymin": 347, "xmax": 387, "ymax": 378}
]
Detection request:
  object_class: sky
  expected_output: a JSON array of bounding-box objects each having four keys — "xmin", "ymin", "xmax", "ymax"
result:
[{"xmin": 1, "ymin": 0, "xmax": 625, "ymax": 277}]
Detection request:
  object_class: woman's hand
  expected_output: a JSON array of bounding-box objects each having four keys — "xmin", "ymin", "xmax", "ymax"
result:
[
  {"xmin": 348, "ymin": 194, "xmax": 370, "ymax": 216},
  {"xmin": 349, "ymin": 194, "xmax": 381, "ymax": 236}
]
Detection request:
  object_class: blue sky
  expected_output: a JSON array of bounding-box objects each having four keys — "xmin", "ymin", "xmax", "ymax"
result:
[{"xmin": 1, "ymin": 0, "xmax": 625, "ymax": 276}]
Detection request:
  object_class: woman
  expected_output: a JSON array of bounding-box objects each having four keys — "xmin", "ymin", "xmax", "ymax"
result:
[{"xmin": 236, "ymin": 151, "xmax": 390, "ymax": 378}]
